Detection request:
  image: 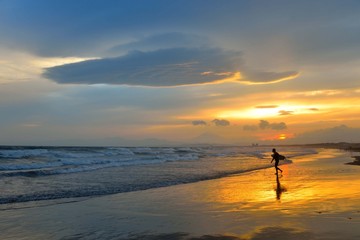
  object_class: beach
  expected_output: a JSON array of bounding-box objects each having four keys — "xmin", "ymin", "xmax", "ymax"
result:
[{"xmin": 0, "ymin": 148, "xmax": 360, "ymax": 239}]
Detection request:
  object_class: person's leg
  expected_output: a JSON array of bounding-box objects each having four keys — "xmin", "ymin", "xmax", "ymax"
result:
[
  {"xmin": 275, "ymin": 161, "xmax": 283, "ymax": 172},
  {"xmin": 274, "ymin": 162, "xmax": 278, "ymax": 173}
]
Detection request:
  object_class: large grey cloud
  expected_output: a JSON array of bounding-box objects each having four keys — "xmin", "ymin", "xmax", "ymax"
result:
[
  {"xmin": 44, "ymin": 47, "xmax": 298, "ymax": 87},
  {"xmin": 44, "ymin": 47, "xmax": 241, "ymax": 86}
]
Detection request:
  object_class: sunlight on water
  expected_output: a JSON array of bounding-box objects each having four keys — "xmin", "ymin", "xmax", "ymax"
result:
[{"xmin": 188, "ymin": 149, "xmax": 360, "ymax": 216}]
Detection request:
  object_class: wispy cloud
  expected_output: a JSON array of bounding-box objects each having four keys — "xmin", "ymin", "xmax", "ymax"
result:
[
  {"xmin": 256, "ymin": 105, "xmax": 278, "ymax": 109},
  {"xmin": 278, "ymin": 110, "xmax": 294, "ymax": 115},
  {"xmin": 239, "ymin": 70, "xmax": 299, "ymax": 85}
]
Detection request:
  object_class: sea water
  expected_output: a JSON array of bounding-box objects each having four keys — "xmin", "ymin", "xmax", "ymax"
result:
[{"xmin": 0, "ymin": 146, "xmax": 315, "ymax": 209}]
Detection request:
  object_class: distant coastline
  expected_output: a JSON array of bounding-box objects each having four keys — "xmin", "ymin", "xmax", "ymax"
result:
[
  {"xmin": 297, "ymin": 142, "xmax": 360, "ymax": 166},
  {"xmin": 262, "ymin": 142, "xmax": 360, "ymax": 166},
  {"xmin": 294, "ymin": 143, "xmax": 360, "ymax": 166},
  {"xmin": 298, "ymin": 142, "xmax": 360, "ymax": 152}
]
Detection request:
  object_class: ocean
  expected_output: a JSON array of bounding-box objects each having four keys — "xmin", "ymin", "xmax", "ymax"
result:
[{"xmin": 0, "ymin": 146, "xmax": 315, "ymax": 209}]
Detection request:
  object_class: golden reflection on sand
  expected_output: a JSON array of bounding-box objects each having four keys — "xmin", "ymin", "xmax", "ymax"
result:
[
  {"xmin": 194, "ymin": 150, "xmax": 360, "ymax": 215},
  {"xmin": 198, "ymin": 172, "xmax": 279, "ymax": 204}
]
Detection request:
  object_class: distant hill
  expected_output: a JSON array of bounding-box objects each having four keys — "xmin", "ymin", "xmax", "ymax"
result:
[{"xmin": 289, "ymin": 125, "xmax": 360, "ymax": 144}]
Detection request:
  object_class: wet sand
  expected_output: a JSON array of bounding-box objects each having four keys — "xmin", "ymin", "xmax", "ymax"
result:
[{"xmin": 0, "ymin": 149, "xmax": 360, "ymax": 239}]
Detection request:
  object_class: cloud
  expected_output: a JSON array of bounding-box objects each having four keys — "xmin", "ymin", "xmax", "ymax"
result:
[
  {"xmin": 259, "ymin": 120, "xmax": 270, "ymax": 129},
  {"xmin": 192, "ymin": 120, "xmax": 207, "ymax": 126},
  {"xmin": 212, "ymin": 119, "xmax": 230, "ymax": 127},
  {"xmin": 239, "ymin": 69, "xmax": 299, "ymax": 85},
  {"xmin": 107, "ymin": 32, "xmax": 210, "ymax": 56},
  {"xmin": 44, "ymin": 47, "xmax": 242, "ymax": 87},
  {"xmin": 244, "ymin": 120, "xmax": 287, "ymax": 131},
  {"xmin": 260, "ymin": 120, "xmax": 287, "ymax": 130},
  {"xmin": 256, "ymin": 105, "xmax": 278, "ymax": 109},
  {"xmin": 44, "ymin": 46, "xmax": 299, "ymax": 87},
  {"xmin": 278, "ymin": 110, "xmax": 294, "ymax": 115}
]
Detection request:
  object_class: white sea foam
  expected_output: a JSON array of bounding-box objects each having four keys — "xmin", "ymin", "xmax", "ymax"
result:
[
  {"xmin": 0, "ymin": 147, "xmax": 203, "ymax": 172},
  {"xmin": 0, "ymin": 146, "xmax": 316, "ymax": 173}
]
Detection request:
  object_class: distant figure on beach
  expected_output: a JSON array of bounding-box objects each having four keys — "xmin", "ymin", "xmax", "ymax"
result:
[{"xmin": 271, "ymin": 148, "xmax": 283, "ymax": 173}]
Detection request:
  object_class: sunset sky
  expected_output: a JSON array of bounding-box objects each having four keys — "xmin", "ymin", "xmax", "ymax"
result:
[{"xmin": 0, "ymin": 0, "xmax": 359, "ymax": 145}]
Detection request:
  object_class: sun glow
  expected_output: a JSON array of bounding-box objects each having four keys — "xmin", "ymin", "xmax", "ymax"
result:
[
  {"xmin": 278, "ymin": 134, "xmax": 287, "ymax": 140},
  {"xmin": 34, "ymin": 56, "xmax": 99, "ymax": 68},
  {"xmin": 217, "ymin": 104, "xmax": 326, "ymax": 119},
  {"xmin": 218, "ymin": 107, "xmax": 279, "ymax": 119}
]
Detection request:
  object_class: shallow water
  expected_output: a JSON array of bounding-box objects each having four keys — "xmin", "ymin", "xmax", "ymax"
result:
[{"xmin": 0, "ymin": 146, "xmax": 311, "ymax": 208}]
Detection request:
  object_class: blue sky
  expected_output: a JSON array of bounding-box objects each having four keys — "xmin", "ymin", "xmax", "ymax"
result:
[{"xmin": 0, "ymin": 0, "xmax": 360, "ymax": 145}]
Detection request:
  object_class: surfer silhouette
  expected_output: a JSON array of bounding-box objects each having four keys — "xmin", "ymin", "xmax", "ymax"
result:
[{"xmin": 271, "ymin": 148, "xmax": 283, "ymax": 173}]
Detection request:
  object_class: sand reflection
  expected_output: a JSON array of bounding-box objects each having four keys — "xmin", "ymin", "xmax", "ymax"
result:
[{"xmin": 275, "ymin": 173, "xmax": 287, "ymax": 200}]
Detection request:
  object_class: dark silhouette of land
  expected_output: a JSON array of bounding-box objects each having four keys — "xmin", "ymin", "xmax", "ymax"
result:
[{"xmin": 283, "ymin": 142, "xmax": 360, "ymax": 152}]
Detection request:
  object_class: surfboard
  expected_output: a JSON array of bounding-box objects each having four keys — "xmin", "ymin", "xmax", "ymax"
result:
[{"xmin": 271, "ymin": 154, "xmax": 286, "ymax": 160}]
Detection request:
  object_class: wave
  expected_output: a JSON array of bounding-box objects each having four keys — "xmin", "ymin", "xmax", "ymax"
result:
[
  {"xmin": 0, "ymin": 146, "xmax": 313, "ymax": 178},
  {"xmin": 0, "ymin": 160, "xmax": 293, "ymax": 205},
  {"xmin": 0, "ymin": 157, "xmax": 196, "ymax": 178},
  {"xmin": 0, "ymin": 147, "xmax": 203, "ymax": 174}
]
